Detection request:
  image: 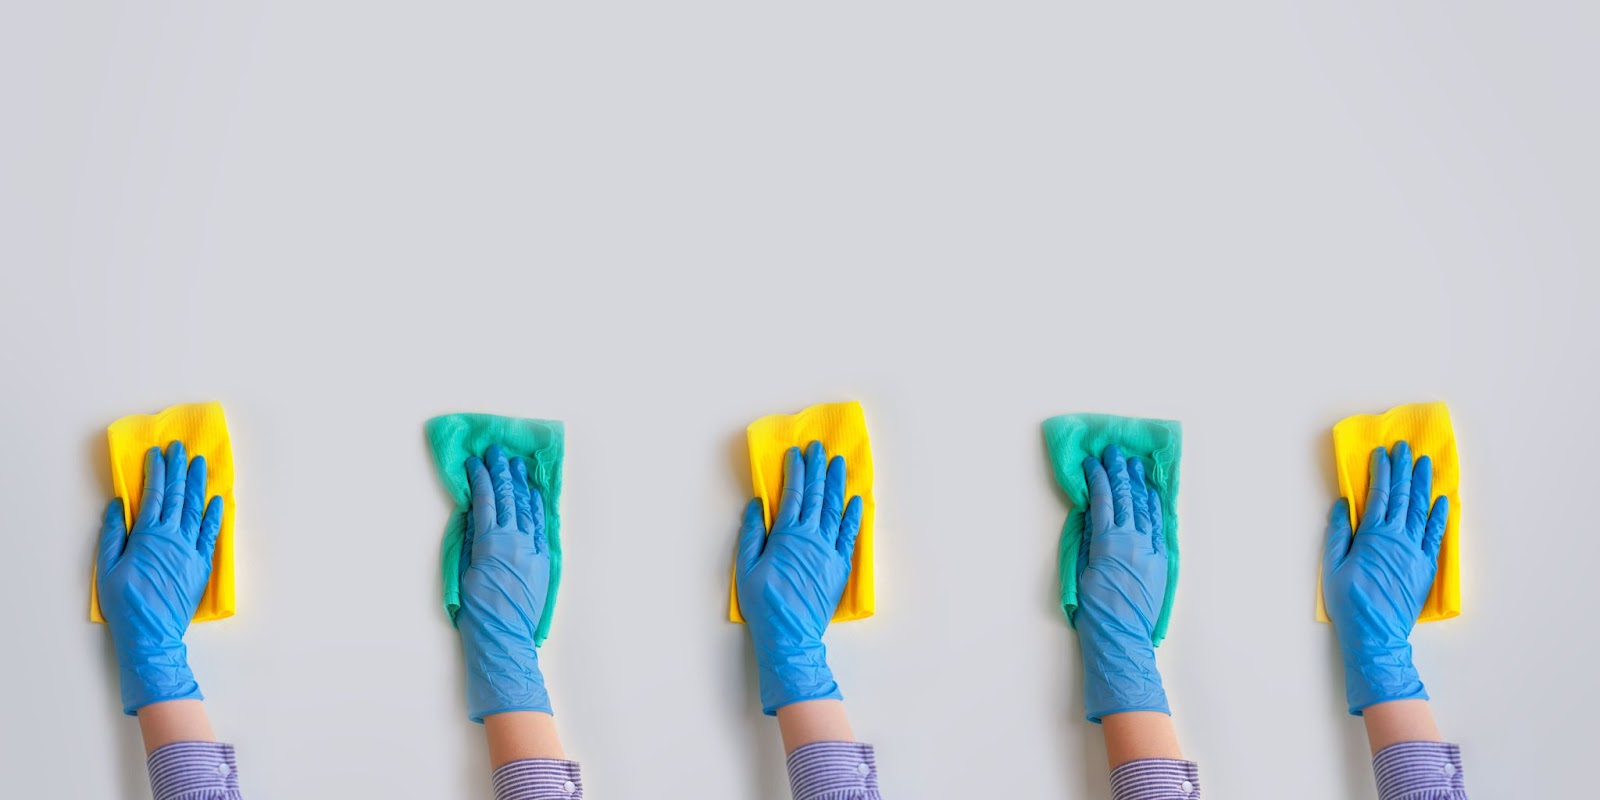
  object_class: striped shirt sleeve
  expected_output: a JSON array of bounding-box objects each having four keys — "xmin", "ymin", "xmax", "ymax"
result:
[
  {"xmin": 1374, "ymin": 741, "xmax": 1468, "ymax": 800},
  {"xmin": 1109, "ymin": 758, "xmax": 1201, "ymax": 800},
  {"xmin": 146, "ymin": 741, "xmax": 242, "ymax": 800},
  {"xmin": 492, "ymin": 758, "xmax": 584, "ymax": 800},
  {"xmin": 786, "ymin": 741, "xmax": 882, "ymax": 799}
]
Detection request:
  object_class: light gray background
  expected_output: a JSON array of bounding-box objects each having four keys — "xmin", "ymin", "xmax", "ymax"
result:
[{"xmin": 1, "ymin": 4, "xmax": 1595, "ymax": 798}]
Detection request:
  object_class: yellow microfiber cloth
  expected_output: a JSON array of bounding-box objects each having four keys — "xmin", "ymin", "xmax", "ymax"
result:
[
  {"xmin": 1318, "ymin": 401, "xmax": 1461, "ymax": 623},
  {"xmin": 730, "ymin": 401, "xmax": 875, "ymax": 623},
  {"xmin": 90, "ymin": 401, "xmax": 237, "ymax": 623}
]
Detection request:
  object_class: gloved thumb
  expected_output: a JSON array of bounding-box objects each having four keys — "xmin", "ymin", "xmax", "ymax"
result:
[
  {"xmin": 1322, "ymin": 497, "xmax": 1354, "ymax": 575},
  {"xmin": 735, "ymin": 498, "xmax": 767, "ymax": 576},
  {"xmin": 95, "ymin": 498, "xmax": 127, "ymax": 581}
]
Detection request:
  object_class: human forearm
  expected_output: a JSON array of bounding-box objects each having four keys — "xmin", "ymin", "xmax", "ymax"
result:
[
  {"xmin": 485, "ymin": 711, "xmax": 584, "ymax": 800},
  {"xmin": 137, "ymin": 698, "xmax": 215, "ymax": 755},
  {"xmin": 485, "ymin": 711, "xmax": 564, "ymax": 766},
  {"xmin": 1362, "ymin": 699, "xmax": 1442, "ymax": 754},
  {"xmin": 1101, "ymin": 711, "xmax": 1181, "ymax": 769},
  {"xmin": 737, "ymin": 443, "xmax": 879, "ymax": 798},
  {"xmin": 1071, "ymin": 448, "xmax": 1199, "ymax": 800},
  {"xmin": 1323, "ymin": 445, "xmax": 1469, "ymax": 798},
  {"xmin": 776, "ymin": 698, "xmax": 855, "ymax": 753}
]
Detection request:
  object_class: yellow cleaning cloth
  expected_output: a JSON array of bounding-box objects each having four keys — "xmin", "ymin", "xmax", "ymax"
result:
[
  {"xmin": 1318, "ymin": 401, "xmax": 1461, "ymax": 623},
  {"xmin": 730, "ymin": 401, "xmax": 875, "ymax": 623},
  {"xmin": 90, "ymin": 401, "xmax": 237, "ymax": 623}
]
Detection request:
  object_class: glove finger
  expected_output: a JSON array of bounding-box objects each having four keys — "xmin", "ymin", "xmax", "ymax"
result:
[
  {"xmin": 197, "ymin": 495, "xmax": 224, "ymax": 561},
  {"xmin": 1322, "ymin": 498, "xmax": 1354, "ymax": 574},
  {"xmin": 836, "ymin": 495, "xmax": 863, "ymax": 561},
  {"xmin": 161, "ymin": 441, "xmax": 188, "ymax": 524},
  {"xmin": 1406, "ymin": 455, "xmax": 1433, "ymax": 543},
  {"xmin": 466, "ymin": 456, "xmax": 495, "ymax": 537},
  {"xmin": 1359, "ymin": 446, "xmax": 1390, "ymax": 532},
  {"xmin": 1147, "ymin": 485, "xmax": 1166, "ymax": 555},
  {"xmin": 776, "ymin": 447, "xmax": 804, "ymax": 528},
  {"xmin": 819, "ymin": 454, "xmax": 847, "ymax": 545},
  {"xmin": 134, "ymin": 446, "xmax": 165, "ymax": 531},
  {"xmin": 95, "ymin": 498, "xmax": 127, "ymax": 580},
  {"xmin": 1082, "ymin": 456, "xmax": 1112, "ymax": 537},
  {"xmin": 181, "ymin": 455, "xmax": 209, "ymax": 544},
  {"xmin": 799, "ymin": 441, "xmax": 827, "ymax": 527},
  {"xmin": 511, "ymin": 457, "xmax": 537, "ymax": 534},
  {"xmin": 1422, "ymin": 495, "xmax": 1449, "ymax": 561},
  {"xmin": 488, "ymin": 445, "xmax": 517, "ymax": 528},
  {"xmin": 1128, "ymin": 458, "xmax": 1153, "ymax": 534},
  {"xmin": 1105, "ymin": 445, "xmax": 1134, "ymax": 527},
  {"xmin": 1386, "ymin": 441, "xmax": 1413, "ymax": 525}
]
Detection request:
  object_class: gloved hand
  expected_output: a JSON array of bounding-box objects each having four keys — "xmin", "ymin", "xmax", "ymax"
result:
[
  {"xmin": 1073, "ymin": 444, "xmax": 1169, "ymax": 723},
  {"xmin": 1322, "ymin": 441, "xmax": 1448, "ymax": 715},
  {"xmin": 735, "ymin": 441, "xmax": 863, "ymax": 715},
  {"xmin": 457, "ymin": 445, "xmax": 552, "ymax": 722},
  {"xmin": 95, "ymin": 442, "xmax": 224, "ymax": 716}
]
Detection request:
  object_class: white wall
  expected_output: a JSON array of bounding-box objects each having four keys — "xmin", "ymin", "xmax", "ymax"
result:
[{"xmin": 1, "ymin": 4, "xmax": 1595, "ymax": 797}]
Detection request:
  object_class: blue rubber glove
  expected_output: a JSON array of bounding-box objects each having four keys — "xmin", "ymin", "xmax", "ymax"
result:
[
  {"xmin": 95, "ymin": 442, "xmax": 225, "ymax": 716},
  {"xmin": 1322, "ymin": 441, "xmax": 1448, "ymax": 715},
  {"xmin": 1073, "ymin": 444, "xmax": 1169, "ymax": 723},
  {"xmin": 735, "ymin": 441, "xmax": 864, "ymax": 715},
  {"xmin": 457, "ymin": 445, "xmax": 553, "ymax": 722}
]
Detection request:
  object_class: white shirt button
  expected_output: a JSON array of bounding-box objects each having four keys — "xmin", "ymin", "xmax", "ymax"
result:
[
  {"xmin": 215, "ymin": 763, "xmax": 232, "ymax": 777},
  {"xmin": 856, "ymin": 763, "xmax": 870, "ymax": 777},
  {"xmin": 1179, "ymin": 779, "xmax": 1194, "ymax": 794},
  {"xmin": 562, "ymin": 779, "xmax": 575, "ymax": 794},
  {"xmin": 1442, "ymin": 763, "xmax": 1457, "ymax": 777}
]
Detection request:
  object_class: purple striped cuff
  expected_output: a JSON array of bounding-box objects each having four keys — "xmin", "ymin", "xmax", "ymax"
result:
[
  {"xmin": 492, "ymin": 758, "xmax": 583, "ymax": 800},
  {"xmin": 1374, "ymin": 741, "xmax": 1467, "ymax": 800},
  {"xmin": 147, "ymin": 741, "xmax": 242, "ymax": 800},
  {"xmin": 786, "ymin": 741, "xmax": 881, "ymax": 800},
  {"xmin": 1109, "ymin": 758, "xmax": 1200, "ymax": 800}
]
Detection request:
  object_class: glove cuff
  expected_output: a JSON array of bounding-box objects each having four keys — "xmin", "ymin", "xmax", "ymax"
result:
[
  {"xmin": 1079, "ymin": 634, "xmax": 1168, "ymax": 723},
  {"xmin": 1343, "ymin": 643, "xmax": 1426, "ymax": 715},
  {"xmin": 463, "ymin": 643, "xmax": 550, "ymax": 722},
  {"xmin": 119, "ymin": 644, "xmax": 201, "ymax": 716},
  {"xmin": 758, "ymin": 642, "xmax": 839, "ymax": 716}
]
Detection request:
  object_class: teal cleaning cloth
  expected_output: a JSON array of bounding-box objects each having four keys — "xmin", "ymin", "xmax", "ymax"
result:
[
  {"xmin": 427, "ymin": 413, "xmax": 564, "ymax": 645},
  {"xmin": 1042, "ymin": 414, "xmax": 1182, "ymax": 646}
]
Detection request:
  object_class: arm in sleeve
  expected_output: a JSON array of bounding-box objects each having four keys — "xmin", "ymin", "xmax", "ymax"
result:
[
  {"xmin": 1374, "ymin": 741, "xmax": 1469, "ymax": 800},
  {"xmin": 1109, "ymin": 758, "xmax": 1201, "ymax": 800},
  {"xmin": 493, "ymin": 759, "xmax": 584, "ymax": 800},
  {"xmin": 786, "ymin": 741, "xmax": 882, "ymax": 800},
  {"xmin": 147, "ymin": 741, "xmax": 242, "ymax": 800}
]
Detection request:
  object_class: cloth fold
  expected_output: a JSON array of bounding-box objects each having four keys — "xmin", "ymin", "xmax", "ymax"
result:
[
  {"xmin": 731, "ymin": 401, "xmax": 876, "ymax": 623},
  {"xmin": 1041, "ymin": 413, "xmax": 1182, "ymax": 645},
  {"xmin": 427, "ymin": 413, "xmax": 564, "ymax": 644},
  {"xmin": 1320, "ymin": 401, "xmax": 1462, "ymax": 623},
  {"xmin": 92, "ymin": 401, "xmax": 237, "ymax": 623}
]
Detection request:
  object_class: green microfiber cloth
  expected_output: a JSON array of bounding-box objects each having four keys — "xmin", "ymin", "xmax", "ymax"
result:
[
  {"xmin": 427, "ymin": 413, "xmax": 564, "ymax": 645},
  {"xmin": 1042, "ymin": 413, "xmax": 1182, "ymax": 646}
]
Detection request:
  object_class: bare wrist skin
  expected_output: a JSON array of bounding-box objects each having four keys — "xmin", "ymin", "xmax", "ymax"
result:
[
  {"xmin": 1361, "ymin": 699, "xmax": 1442, "ymax": 755},
  {"xmin": 1100, "ymin": 711, "xmax": 1182, "ymax": 769},
  {"xmin": 136, "ymin": 699, "xmax": 215, "ymax": 756},
  {"xmin": 776, "ymin": 699, "xmax": 855, "ymax": 754},
  {"xmin": 484, "ymin": 711, "xmax": 565, "ymax": 767}
]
